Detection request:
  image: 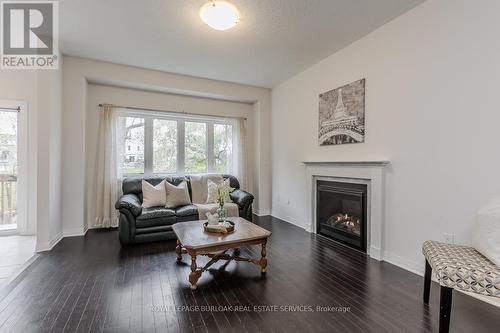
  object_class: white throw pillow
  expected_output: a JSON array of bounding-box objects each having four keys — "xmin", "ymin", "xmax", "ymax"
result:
[
  {"xmin": 473, "ymin": 194, "xmax": 500, "ymax": 266},
  {"xmin": 206, "ymin": 178, "xmax": 233, "ymax": 204},
  {"xmin": 165, "ymin": 180, "xmax": 192, "ymax": 209},
  {"xmin": 142, "ymin": 179, "xmax": 166, "ymax": 208}
]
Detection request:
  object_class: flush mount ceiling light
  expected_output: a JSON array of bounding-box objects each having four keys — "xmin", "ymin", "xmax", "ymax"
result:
[{"xmin": 200, "ymin": 1, "xmax": 239, "ymax": 31}]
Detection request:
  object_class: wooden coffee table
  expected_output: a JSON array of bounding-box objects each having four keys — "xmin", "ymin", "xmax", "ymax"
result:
[{"xmin": 172, "ymin": 217, "xmax": 271, "ymax": 290}]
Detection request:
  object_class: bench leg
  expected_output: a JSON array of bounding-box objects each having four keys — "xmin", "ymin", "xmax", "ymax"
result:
[
  {"xmin": 423, "ymin": 259, "xmax": 432, "ymax": 304},
  {"xmin": 439, "ymin": 286, "xmax": 453, "ymax": 333}
]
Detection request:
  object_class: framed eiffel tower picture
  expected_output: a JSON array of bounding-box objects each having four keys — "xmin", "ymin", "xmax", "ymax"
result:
[{"xmin": 318, "ymin": 79, "xmax": 365, "ymax": 146}]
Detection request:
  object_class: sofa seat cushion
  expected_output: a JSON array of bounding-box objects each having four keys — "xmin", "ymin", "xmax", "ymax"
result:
[
  {"xmin": 136, "ymin": 207, "xmax": 176, "ymax": 228},
  {"xmin": 135, "ymin": 225, "xmax": 173, "ymax": 235},
  {"xmin": 175, "ymin": 204, "xmax": 199, "ymax": 217}
]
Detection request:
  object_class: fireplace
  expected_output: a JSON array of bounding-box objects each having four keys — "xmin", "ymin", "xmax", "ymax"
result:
[{"xmin": 316, "ymin": 180, "xmax": 367, "ymax": 252}]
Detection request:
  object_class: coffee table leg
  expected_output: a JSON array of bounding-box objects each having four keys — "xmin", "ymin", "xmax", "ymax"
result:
[
  {"xmin": 176, "ymin": 239, "xmax": 182, "ymax": 262},
  {"xmin": 189, "ymin": 255, "xmax": 201, "ymax": 290},
  {"xmin": 260, "ymin": 240, "xmax": 268, "ymax": 274}
]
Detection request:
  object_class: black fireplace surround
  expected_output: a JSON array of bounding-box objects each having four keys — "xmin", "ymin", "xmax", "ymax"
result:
[{"xmin": 316, "ymin": 180, "xmax": 367, "ymax": 252}]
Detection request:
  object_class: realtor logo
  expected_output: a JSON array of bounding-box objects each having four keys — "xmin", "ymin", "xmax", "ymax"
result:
[{"xmin": 1, "ymin": 1, "xmax": 58, "ymax": 69}]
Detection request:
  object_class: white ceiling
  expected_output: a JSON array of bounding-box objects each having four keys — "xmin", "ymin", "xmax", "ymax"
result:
[{"xmin": 60, "ymin": 0, "xmax": 424, "ymax": 88}]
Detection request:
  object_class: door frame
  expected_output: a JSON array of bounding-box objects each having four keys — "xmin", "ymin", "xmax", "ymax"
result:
[{"xmin": 0, "ymin": 99, "xmax": 29, "ymax": 236}]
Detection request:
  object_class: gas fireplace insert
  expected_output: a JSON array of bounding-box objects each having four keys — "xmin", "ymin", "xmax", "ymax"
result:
[{"xmin": 316, "ymin": 180, "xmax": 367, "ymax": 252}]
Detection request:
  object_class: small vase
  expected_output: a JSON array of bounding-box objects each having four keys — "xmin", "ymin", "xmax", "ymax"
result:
[{"xmin": 217, "ymin": 204, "xmax": 227, "ymax": 222}]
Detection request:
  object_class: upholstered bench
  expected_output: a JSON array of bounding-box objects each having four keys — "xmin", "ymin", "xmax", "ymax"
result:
[{"xmin": 422, "ymin": 240, "xmax": 500, "ymax": 332}]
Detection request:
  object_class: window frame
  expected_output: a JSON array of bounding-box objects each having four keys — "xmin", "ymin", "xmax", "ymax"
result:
[{"xmin": 117, "ymin": 108, "xmax": 235, "ymax": 177}]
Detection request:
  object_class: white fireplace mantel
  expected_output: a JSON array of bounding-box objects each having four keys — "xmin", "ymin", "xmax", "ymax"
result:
[{"xmin": 303, "ymin": 160, "xmax": 390, "ymax": 261}]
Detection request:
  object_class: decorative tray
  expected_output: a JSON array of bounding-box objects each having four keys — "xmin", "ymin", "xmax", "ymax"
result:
[{"xmin": 203, "ymin": 221, "xmax": 235, "ymax": 234}]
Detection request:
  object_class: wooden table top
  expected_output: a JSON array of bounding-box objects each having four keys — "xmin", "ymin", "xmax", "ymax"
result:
[{"xmin": 172, "ymin": 217, "xmax": 271, "ymax": 250}]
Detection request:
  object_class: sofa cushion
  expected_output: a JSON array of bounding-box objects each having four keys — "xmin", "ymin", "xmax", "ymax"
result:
[
  {"xmin": 135, "ymin": 225, "xmax": 173, "ymax": 235},
  {"xmin": 165, "ymin": 180, "xmax": 192, "ymax": 208},
  {"xmin": 142, "ymin": 179, "xmax": 166, "ymax": 208},
  {"xmin": 175, "ymin": 204, "xmax": 199, "ymax": 217},
  {"xmin": 136, "ymin": 207, "xmax": 176, "ymax": 228}
]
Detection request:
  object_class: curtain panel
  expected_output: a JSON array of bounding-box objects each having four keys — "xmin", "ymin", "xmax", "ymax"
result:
[
  {"xmin": 233, "ymin": 117, "xmax": 248, "ymax": 190},
  {"xmin": 93, "ymin": 104, "xmax": 121, "ymax": 228}
]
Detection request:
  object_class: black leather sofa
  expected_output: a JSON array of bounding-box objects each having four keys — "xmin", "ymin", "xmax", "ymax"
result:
[{"xmin": 115, "ymin": 174, "xmax": 254, "ymax": 245}]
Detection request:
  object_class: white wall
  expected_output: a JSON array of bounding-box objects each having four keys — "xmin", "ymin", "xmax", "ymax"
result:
[
  {"xmin": 271, "ymin": 0, "xmax": 500, "ymax": 274},
  {"xmin": 35, "ymin": 62, "xmax": 64, "ymax": 250},
  {"xmin": 85, "ymin": 84, "xmax": 255, "ymax": 228},
  {"xmin": 62, "ymin": 56, "xmax": 272, "ymax": 236},
  {"xmin": 0, "ymin": 66, "xmax": 64, "ymax": 251},
  {"xmin": 47, "ymin": 62, "xmax": 64, "ymax": 246}
]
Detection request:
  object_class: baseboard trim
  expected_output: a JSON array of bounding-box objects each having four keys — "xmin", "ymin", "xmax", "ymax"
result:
[
  {"xmin": 253, "ymin": 209, "xmax": 271, "ymax": 216},
  {"xmin": 369, "ymin": 246, "xmax": 383, "ymax": 261},
  {"xmin": 0, "ymin": 229, "xmax": 19, "ymax": 236},
  {"xmin": 270, "ymin": 211, "xmax": 309, "ymax": 232},
  {"xmin": 461, "ymin": 290, "xmax": 500, "ymax": 308},
  {"xmin": 0, "ymin": 253, "xmax": 40, "ymax": 297},
  {"xmin": 36, "ymin": 232, "xmax": 63, "ymax": 252},
  {"xmin": 267, "ymin": 213, "xmax": 426, "ymax": 277},
  {"xmin": 35, "ymin": 227, "xmax": 91, "ymax": 253},
  {"xmin": 63, "ymin": 227, "xmax": 87, "ymax": 238},
  {"xmin": 382, "ymin": 250, "xmax": 424, "ymax": 276}
]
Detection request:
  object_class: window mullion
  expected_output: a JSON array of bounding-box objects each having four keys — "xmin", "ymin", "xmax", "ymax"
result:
[
  {"xmin": 120, "ymin": 112, "xmax": 236, "ymax": 177},
  {"xmin": 207, "ymin": 121, "xmax": 214, "ymax": 173},
  {"xmin": 178, "ymin": 119, "xmax": 185, "ymax": 175},
  {"xmin": 144, "ymin": 117, "xmax": 153, "ymax": 176}
]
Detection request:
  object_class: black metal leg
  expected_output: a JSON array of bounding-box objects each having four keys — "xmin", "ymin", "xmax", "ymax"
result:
[
  {"xmin": 424, "ymin": 259, "xmax": 432, "ymax": 304},
  {"xmin": 439, "ymin": 286, "xmax": 453, "ymax": 333}
]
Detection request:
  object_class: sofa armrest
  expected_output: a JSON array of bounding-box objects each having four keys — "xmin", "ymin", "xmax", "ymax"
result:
[
  {"xmin": 230, "ymin": 189, "xmax": 254, "ymax": 208},
  {"xmin": 115, "ymin": 193, "xmax": 142, "ymax": 217}
]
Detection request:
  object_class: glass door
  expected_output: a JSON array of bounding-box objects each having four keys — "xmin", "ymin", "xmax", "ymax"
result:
[{"xmin": 0, "ymin": 108, "xmax": 18, "ymax": 231}]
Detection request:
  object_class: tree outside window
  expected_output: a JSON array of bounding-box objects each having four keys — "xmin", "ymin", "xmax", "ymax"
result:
[
  {"xmin": 185, "ymin": 122, "xmax": 207, "ymax": 173},
  {"xmin": 153, "ymin": 119, "xmax": 177, "ymax": 173},
  {"xmin": 214, "ymin": 123, "xmax": 233, "ymax": 173},
  {"xmin": 120, "ymin": 117, "xmax": 144, "ymax": 174},
  {"xmin": 117, "ymin": 113, "xmax": 235, "ymax": 176}
]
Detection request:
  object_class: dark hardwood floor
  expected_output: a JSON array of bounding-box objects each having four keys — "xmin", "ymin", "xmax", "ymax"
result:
[{"xmin": 0, "ymin": 216, "xmax": 498, "ymax": 332}]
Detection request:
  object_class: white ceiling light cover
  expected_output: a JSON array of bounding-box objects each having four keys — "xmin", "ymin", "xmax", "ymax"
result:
[{"xmin": 200, "ymin": 1, "xmax": 239, "ymax": 31}]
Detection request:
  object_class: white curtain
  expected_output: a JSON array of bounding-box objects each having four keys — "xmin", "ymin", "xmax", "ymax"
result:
[
  {"xmin": 233, "ymin": 117, "xmax": 248, "ymax": 190},
  {"xmin": 94, "ymin": 104, "xmax": 121, "ymax": 228}
]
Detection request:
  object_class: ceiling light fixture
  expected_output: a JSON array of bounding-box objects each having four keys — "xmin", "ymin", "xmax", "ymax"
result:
[{"xmin": 200, "ymin": 1, "xmax": 239, "ymax": 31}]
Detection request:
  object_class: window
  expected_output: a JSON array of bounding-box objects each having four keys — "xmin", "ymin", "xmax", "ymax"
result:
[
  {"xmin": 0, "ymin": 108, "xmax": 18, "ymax": 229},
  {"xmin": 214, "ymin": 123, "xmax": 233, "ymax": 173},
  {"xmin": 117, "ymin": 110, "xmax": 237, "ymax": 176},
  {"xmin": 185, "ymin": 122, "xmax": 207, "ymax": 173},
  {"xmin": 118, "ymin": 116, "xmax": 144, "ymax": 174},
  {"xmin": 153, "ymin": 119, "xmax": 177, "ymax": 174}
]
